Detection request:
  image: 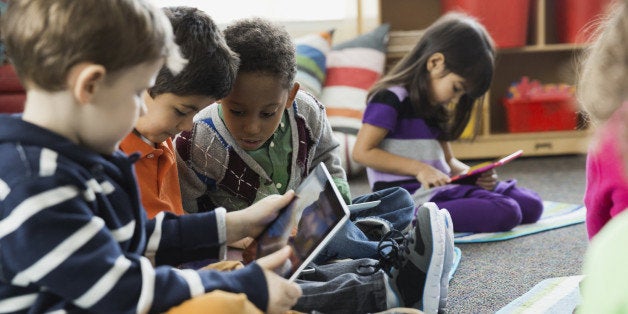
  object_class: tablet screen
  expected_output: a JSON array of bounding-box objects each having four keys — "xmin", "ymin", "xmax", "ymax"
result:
[{"xmin": 246, "ymin": 164, "xmax": 349, "ymax": 281}]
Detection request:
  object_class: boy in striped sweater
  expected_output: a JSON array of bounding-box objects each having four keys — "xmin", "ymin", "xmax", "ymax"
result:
[{"xmin": 0, "ymin": 0, "xmax": 301, "ymax": 313}]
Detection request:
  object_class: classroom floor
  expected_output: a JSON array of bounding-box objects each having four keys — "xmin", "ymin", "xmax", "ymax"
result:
[{"xmin": 348, "ymin": 154, "xmax": 588, "ymax": 312}]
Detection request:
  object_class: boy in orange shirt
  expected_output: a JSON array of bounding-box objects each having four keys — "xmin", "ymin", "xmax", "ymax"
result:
[{"xmin": 120, "ymin": 6, "xmax": 238, "ymax": 218}]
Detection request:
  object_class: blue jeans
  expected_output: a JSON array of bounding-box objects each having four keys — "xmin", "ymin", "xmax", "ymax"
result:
[
  {"xmin": 314, "ymin": 187, "xmax": 415, "ymax": 262},
  {"xmin": 296, "ymin": 258, "xmax": 388, "ymax": 313}
]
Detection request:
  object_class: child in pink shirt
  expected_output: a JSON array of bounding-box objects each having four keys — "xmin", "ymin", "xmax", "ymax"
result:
[
  {"xmin": 578, "ymin": 0, "xmax": 628, "ymax": 238},
  {"xmin": 583, "ymin": 101, "xmax": 628, "ymax": 238}
]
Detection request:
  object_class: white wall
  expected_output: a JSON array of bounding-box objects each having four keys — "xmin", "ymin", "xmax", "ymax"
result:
[{"xmin": 148, "ymin": 0, "xmax": 380, "ymax": 43}]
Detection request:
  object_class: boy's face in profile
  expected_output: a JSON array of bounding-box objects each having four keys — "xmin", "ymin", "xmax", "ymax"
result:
[
  {"xmin": 87, "ymin": 59, "xmax": 163, "ymax": 154},
  {"xmin": 220, "ymin": 72, "xmax": 297, "ymax": 151},
  {"xmin": 135, "ymin": 92, "xmax": 214, "ymax": 144}
]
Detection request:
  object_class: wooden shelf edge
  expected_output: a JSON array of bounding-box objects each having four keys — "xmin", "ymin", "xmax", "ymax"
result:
[
  {"xmin": 499, "ymin": 43, "xmax": 588, "ymax": 53},
  {"xmin": 451, "ymin": 130, "xmax": 592, "ymax": 160},
  {"xmin": 481, "ymin": 129, "xmax": 591, "ymax": 139}
]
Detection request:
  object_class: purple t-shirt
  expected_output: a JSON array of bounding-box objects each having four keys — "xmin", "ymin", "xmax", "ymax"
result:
[{"xmin": 362, "ymin": 86, "xmax": 451, "ymax": 193}]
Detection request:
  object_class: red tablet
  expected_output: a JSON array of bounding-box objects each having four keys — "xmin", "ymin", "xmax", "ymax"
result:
[{"xmin": 450, "ymin": 150, "xmax": 523, "ymax": 183}]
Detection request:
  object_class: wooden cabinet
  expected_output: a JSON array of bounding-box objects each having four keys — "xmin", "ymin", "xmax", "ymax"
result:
[{"xmin": 378, "ymin": 0, "xmax": 592, "ymax": 159}]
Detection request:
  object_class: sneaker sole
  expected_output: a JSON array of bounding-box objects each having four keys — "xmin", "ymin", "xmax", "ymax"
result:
[
  {"xmin": 417, "ymin": 202, "xmax": 446, "ymax": 313},
  {"xmin": 438, "ymin": 208, "xmax": 455, "ymax": 312}
]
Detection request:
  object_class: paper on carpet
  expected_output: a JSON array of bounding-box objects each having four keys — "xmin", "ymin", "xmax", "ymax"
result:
[
  {"xmin": 454, "ymin": 201, "xmax": 585, "ymax": 243},
  {"xmin": 496, "ymin": 275, "xmax": 584, "ymax": 314}
]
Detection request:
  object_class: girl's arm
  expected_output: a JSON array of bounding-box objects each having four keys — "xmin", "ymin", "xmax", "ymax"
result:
[
  {"xmin": 440, "ymin": 141, "xmax": 469, "ymax": 176},
  {"xmin": 353, "ymin": 123, "xmax": 451, "ymax": 188}
]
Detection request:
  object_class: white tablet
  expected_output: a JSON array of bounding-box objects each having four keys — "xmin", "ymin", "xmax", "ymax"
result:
[{"xmin": 245, "ymin": 163, "xmax": 350, "ymax": 281}]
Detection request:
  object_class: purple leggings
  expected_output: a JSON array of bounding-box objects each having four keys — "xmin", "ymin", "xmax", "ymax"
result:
[{"xmin": 430, "ymin": 179, "xmax": 543, "ymax": 233}]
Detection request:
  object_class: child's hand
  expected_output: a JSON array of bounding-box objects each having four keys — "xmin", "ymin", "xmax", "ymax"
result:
[
  {"xmin": 256, "ymin": 246, "xmax": 302, "ymax": 314},
  {"xmin": 225, "ymin": 190, "xmax": 296, "ymax": 243},
  {"xmin": 476, "ymin": 169, "xmax": 497, "ymax": 190},
  {"xmin": 448, "ymin": 158, "xmax": 470, "ymax": 177},
  {"xmin": 416, "ymin": 164, "xmax": 451, "ymax": 188}
]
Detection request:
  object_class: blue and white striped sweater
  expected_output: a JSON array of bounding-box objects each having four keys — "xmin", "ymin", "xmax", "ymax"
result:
[{"xmin": 0, "ymin": 115, "xmax": 267, "ymax": 313}]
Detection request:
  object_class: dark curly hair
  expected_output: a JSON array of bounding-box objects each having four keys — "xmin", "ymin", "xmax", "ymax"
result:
[
  {"xmin": 148, "ymin": 6, "xmax": 239, "ymax": 99},
  {"xmin": 223, "ymin": 17, "xmax": 296, "ymax": 89}
]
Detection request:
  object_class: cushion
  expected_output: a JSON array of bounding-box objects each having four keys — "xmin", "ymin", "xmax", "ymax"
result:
[
  {"xmin": 295, "ymin": 29, "xmax": 334, "ymax": 98},
  {"xmin": 0, "ymin": 93, "xmax": 25, "ymax": 113},
  {"xmin": 0, "ymin": 64, "xmax": 25, "ymax": 113},
  {"xmin": 0, "ymin": 64, "xmax": 25, "ymax": 92},
  {"xmin": 320, "ymin": 24, "xmax": 390, "ymax": 177},
  {"xmin": 334, "ymin": 131, "xmax": 362, "ymax": 178}
]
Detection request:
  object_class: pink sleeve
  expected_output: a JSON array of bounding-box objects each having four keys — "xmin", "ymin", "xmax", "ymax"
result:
[{"xmin": 585, "ymin": 110, "xmax": 628, "ymax": 239}]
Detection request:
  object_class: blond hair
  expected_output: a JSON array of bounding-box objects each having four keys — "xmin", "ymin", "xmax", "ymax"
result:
[
  {"xmin": 577, "ymin": 0, "xmax": 628, "ymax": 125},
  {"xmin": 1, "ymin": 0, "xmax": 185, "ymax": 91}
]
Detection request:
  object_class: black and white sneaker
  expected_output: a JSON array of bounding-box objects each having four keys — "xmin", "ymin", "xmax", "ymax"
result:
[
  {"xmin": 437, "ymin": 207, "xmax": 455, "ymax": 313},
  {"xmin": 378, "ymin": 202, "xmax": 446, "ymax": 313}
]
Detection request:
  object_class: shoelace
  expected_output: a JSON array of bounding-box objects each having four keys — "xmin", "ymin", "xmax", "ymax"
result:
[{"xmin": 356, "ymin": 229, "xmax": 410, "ymax": 276}]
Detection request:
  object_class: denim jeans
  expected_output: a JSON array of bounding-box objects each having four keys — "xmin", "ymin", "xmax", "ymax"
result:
[
  {"xmin": 314, "ymin": 187, "xmax": 415, "ymax": 262},
  {"xmin": 295, "ymin": 258, "xmax": 388, "ymax": 313}
]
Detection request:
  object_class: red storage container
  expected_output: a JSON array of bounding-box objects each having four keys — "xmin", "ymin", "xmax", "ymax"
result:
[
  {"xmin": 441, "ymin": 0, "xmax": 530, "ymax": 48},
  {"xmin": 503, "ymin": 97, "xmax": 578, "ymax": 133},
  {"xmin": 555, "ymin": 0, "xmax": 613, "ymax": 43}
]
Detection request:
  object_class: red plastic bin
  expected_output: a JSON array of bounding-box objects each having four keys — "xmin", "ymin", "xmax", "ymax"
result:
[
  {"xmin": 503, "ymin": 97, "xmax": 578, "ymax": 133},
  {"xmin": 441, "ymin": 0, "xmax": 530, "ymax": 48},
  {"xmin": 555, "ymin": 0, "xmax": 614, "ymax": 44}
]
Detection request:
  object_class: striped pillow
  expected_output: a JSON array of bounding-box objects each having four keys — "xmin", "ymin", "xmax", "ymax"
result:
[
  {"xmin": 321, "ymin": 24, "xmax": 389, "ymax": 134},
  {"xmin": 320, "ymin": 24, "xmax": 390, "ymax": 177},
  {"xmin": 295, "ymin": 29, "xmax": 334, "ymax": 98}
]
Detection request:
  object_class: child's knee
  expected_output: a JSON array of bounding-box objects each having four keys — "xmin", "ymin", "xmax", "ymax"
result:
[
  {"xmin": 376, "ymin": 186, "xmax": 411, "ymax": 198},
  {"xmin": 358, "ymin": 187, "xmax": 415, "ymax": 210},
  {"xmin": 503, "ymin": 186, "xmax": 543, "ymax": 224},
  {"xmin": 381, "ymin": 187, "xmax": 415, "ymax": 207},
  {"xmin": 494, "ymin": 180, "xmax": 543, "ymax": 224},
  {"xmin": 491, "ymin": 197, "xmax": 523, "ymax": 231},
  {"xmin": 521, "ymin": 197, "xmax": 544, "ymax": 223}
]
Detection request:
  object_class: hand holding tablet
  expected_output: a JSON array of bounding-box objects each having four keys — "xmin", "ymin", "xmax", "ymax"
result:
[
  {"xmin": 242, "ymin": 163, "xmax": 350, "ymax": 281},
  {"xmin": 450, "ymin": 150, "xmax": 523, "ymax": 184}
]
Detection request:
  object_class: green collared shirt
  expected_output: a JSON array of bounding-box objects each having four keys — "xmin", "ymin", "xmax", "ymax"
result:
[
  {"xmin": 218, "ymin": 105, "xmax": 292, "ymax": 194},
  {"xmin": 217, "ymin": 104, "xmax": 351, "ymax": 203}
]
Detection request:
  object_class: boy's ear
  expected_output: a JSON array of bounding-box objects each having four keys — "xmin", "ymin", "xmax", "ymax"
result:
[
  {"xmin": 285, "ymin": 82, "xmax": 300, "ymax": 109},
  {"xmin": 426, "ymin": 53, "xmax": 445, "ymax": 73},
  {"xmin": 68, "ymin": 63, "xmax": 107, "ymax": 104}
]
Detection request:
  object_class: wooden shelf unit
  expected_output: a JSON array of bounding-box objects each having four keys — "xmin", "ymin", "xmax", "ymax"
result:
[{"xmin": 379, "ymin": 0, "xmax": 591, "ymax": 159}]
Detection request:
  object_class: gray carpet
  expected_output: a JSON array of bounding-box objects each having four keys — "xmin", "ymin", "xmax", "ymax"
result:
[{"xmin": 347, "ymin": 154, "xmax": 588, "ymax": 313}]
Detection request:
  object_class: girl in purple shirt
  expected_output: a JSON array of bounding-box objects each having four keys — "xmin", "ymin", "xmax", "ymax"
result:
[{"xmin": 353, "ymin": 12, "xmax": 543, "ymax": 233}]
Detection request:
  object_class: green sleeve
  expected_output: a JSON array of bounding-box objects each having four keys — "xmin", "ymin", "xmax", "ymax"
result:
[
  {"xmin": 579, "ymin": 211, "xmax": 628, "ymax": 313},
  {"xmin": 332, "ymin": 177, "xmax": 352, "ymax": 205}
]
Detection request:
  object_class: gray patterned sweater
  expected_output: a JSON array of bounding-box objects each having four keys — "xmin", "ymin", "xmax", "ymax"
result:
[{"xmin": 175, "ymin": 90, "xmax": 347, "ymax": 213}]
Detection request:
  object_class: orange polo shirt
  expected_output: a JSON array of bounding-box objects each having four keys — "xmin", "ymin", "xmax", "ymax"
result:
[{"xmin": 120, "ymin": 133, "xmax": 184, "ymax": 218}]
